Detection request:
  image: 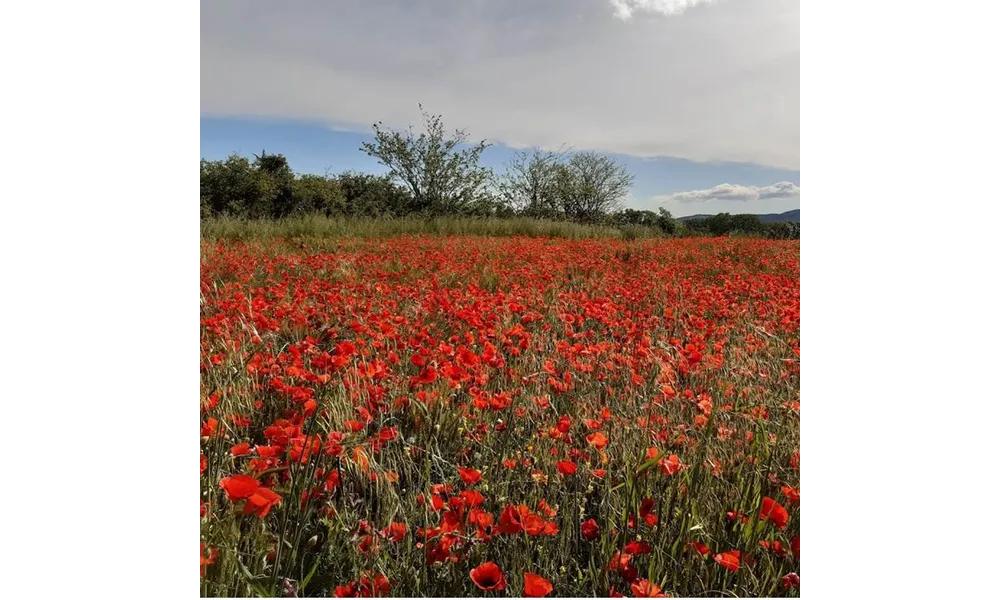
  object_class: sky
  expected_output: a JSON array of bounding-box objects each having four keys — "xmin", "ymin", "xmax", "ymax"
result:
[{"xmin": 201, "ymin": 0, "xmax": 800, "ymax": 217}]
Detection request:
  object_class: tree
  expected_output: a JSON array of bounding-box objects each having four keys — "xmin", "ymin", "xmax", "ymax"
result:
[
  {"xmin": 336, "ymin": 171, "xmax": 411, "ymax": 218},
  {"xmin": 553, "ymin": 152, "xmax": 634, "ymax": 223},
  {"xmin": 657, "ymin": 208, "xmax": 677, "ymax": 235},
  {"xmin": 291, "ymin": 174, "xmax": 346, "ymax": 216},
  {"xmin": 731, "ymin": 213, "xmax": 763, "ymax": 235},
  {"xmin": 201, "ymin": 152, "xmax": 348, "ymax": 219},
  {"xmin": 252, "ymin": 151, "xmax": 296, "ymax": 217},
  {"xmin": 201, "ymin": 154, "xmax": 256, "ymax": 217},
  {"xmin": 496, "ymin": 147, "xmax": 567, "ymax": 218},
  {"xmin": 360, "ymin": 106, "xmax": 492, "ymax": 216},
  {"xmin": 614, "ymin": 209, "xmax": 658, "ymax": 227},
  {"xmin": 762, "ymin": 221, "xmax": 800, "ymax": 240},
  {"xmin": 706, "ymin": 213, "xmax": 734, "ymax": 236}
]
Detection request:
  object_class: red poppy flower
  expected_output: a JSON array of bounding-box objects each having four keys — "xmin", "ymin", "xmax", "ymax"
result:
[
  {"xmin": 586, "ymin": 431, "xmax": 609, "ymax": 449},
  {"xmin": 243, "ymin": 486, "xmax": 281, "ymax": 518},
  {"xmin": 334, "ymin": 582, "xmax": 359, "ymax": 597},
  {"xmin": 230, "ymin": 442, "xmax": 251, "ymax": 457},
  {"xmin": 760, "ymin": 497, "xmax": 789, "ymax": 530},
  {"xmin": 714, "ymin": 550, "xmax": 740, "ymax": 572},
  {"xmin": 581, "ymin": 518, "xmax": 600, "ymax": 540},
  {"xmin": 381, "ymin": 522, "xmax": 408, "ymax": 543},
  {"xmin": 556, "ymin": 460, "xmax": 577, "ymax": 476},
  {"xmin": 782, "ymin": 572, "xmax": 800, "ymax": 590},
  {"xmin": 624, "ymin": 540, "xmax": 652, "ymax": 555},
  {"xmin": 457, "ymin": 467, "xmax": 482, "ymax": 485},
  {"xmin": 360, "ymin": 572, "xmax": 390, "ymax": 597},
  {"xmin": 556, "ymin": 415, "xmax": 571, "ymax": 433},
  {"xmin": 687, "ymin": 541, "xmax": 710, "ymax": 556},
  {"xmin": 639, "ymin": 498, "xmax": 658, "ymax": 526},
  {"xmin": 498, "ymin": 504, "xmax": 527, "ymax": 534},
  {"xmin": 358, "ymin": 535, "xmax": 379, "ymax": 555},
  {"xmin": 470, "ymin": 562, "xmax": 506, "ymax": 591},
  {"xmin": 726, "ymin": 510, "xmax": 750, "ymax": 524},
  {"xmin": 461, "ymin": 489, "xmax": 485, "ymax": 507},
  {"xmin": 781, "ymin": 485, "xmax": 800, "ymax": 505},
  {"xmin": 524, "ymin": 573, "xmax": 553, "ymax": 597},
  {"xmin": 469, "ymin": 508, "xmax": 495, "ymax": 539},
  {"xmin": 448, "ymin": 495, "xmax": 468, "ymax": 514},
  {"xmin": 607, "ymin": 552, "xmax": 638, "ymax": 582},
  {"xmin": 661, "ymin": 454, "xmax": 682, "ymax": 476},
  {"xmin": 200, "ymin": 543, "xmax": 218, "ymax": 577},
  {"xmin": 219, "ymin": 474, "xmax": 259, "ymax": 501},
  {"xmin": 229, "ymin": 413, "xmax": 252, "ymax": 428},
  {"xmin": 523, "ymin": 512, "xmax": 546, "ymax": 536},
  {"xmin": 440, "ymin": 510, "xmax": 464, "ymax": 534},
  {"xmin": 462, "ymin": 504, "xmax": 485, "ymax": 523},
  {"xmin": 630, "ymin": 579, "xmax": 669, "ymax": 598},
  {"xmin": 759, "ymin": 540, "xmax": 787, "ymax": 557}
]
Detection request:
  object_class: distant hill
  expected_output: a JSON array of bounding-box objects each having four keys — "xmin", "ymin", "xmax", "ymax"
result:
[{"xmin": 678, "ymin": 209, "xmax": 799, "ymax": 223}]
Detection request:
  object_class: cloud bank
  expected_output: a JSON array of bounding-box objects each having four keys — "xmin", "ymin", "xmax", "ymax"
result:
[
  {"xmin": 655, "ymin": 181, "xmax": 800, "ymax": 203},
  {"xmin": 202, "ymin": 0, "xmax": 799, "ymax": 169},
  {"xmin": 609, "ymin": 0, "xmax": 722, "ymax": 20}
]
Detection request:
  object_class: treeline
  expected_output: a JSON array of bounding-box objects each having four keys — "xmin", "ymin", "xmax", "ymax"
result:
[
  {"xmin": 200, "ymin": 155, "xmax": 413, "ymax": 219},
  {"xmin": 681, "ymin": 213, "xmax": 801, "ymax": 240},
  {"xmin": 200, "ymin": 107, "xmax": 798, "ymax": 239}
]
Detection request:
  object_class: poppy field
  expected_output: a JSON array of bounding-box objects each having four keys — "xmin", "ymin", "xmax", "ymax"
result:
[{"xmin": 200, "ymin": 236, "xmax": 800, "ymax": 597}]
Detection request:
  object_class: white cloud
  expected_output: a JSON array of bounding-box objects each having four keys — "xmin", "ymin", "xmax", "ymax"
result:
[
  {"xmin": 609, "ymin": 0, "xmax": 721, "ymax": 21},
  {"xmin": 654, "ymin": 181, "xmax": 800, "ymax": 203},
  {"xmin": 201, "ymin": 0, "xmax": 799, "ymax": 169}
]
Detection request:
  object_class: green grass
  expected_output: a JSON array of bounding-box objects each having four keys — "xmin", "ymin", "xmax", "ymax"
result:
[{"xmin": 200, "ymin": 215, "xmax": 664, "ymax": 241}]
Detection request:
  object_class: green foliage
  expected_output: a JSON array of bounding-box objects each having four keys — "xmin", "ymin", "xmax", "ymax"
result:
[
  {"xmin": 731, "ymin": 213, "xmax": 763, "ymax": 234},
  {"xmin": 702, "ymin": 213, "xmax": 733, "ymax": 236},
  {"xmin": 201, "ymin": 152, "xmax": 307, "ymax": 219},
  {"xmin": 360, "ymin": 105, "xmax": 492, "ymax": 216},
  {"xmin": 496, "ymin": 148, "xmax": 567, "ymax": 219},
  {"xmin": 200, "ymin": 154, "xmax": 260, "ymax": 217},
  {"xmin": 610, "ymin": 208, "xmax": 677, "ymax": 235},
  {"xmin": 496, "ymin": 148, "xmax": 636, "ymax": 224},
  {"xmin": 336, "ymin": 171, "xmax": 410, "ymax": 218},
  {"xmin": 657, "ymin": 208, "xmax": 678, "ymax": 235},
  {"xmin": 291, "ymin": 174, "xmax": 347, "ymax": 216},
  {"xmin": 253, "ymin": 151, "xmax": 296, "ymax": 217},
  {"xmin": 763, "ymin": 221, "xmax": 801, "ymax": 240},
  {"xmin": 554, "ymin": 151, "xmax": 635, "ymax": 223},
  {"xmin": 679, "ymin": 214, "xmax": 799, "ymax": 239}
]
